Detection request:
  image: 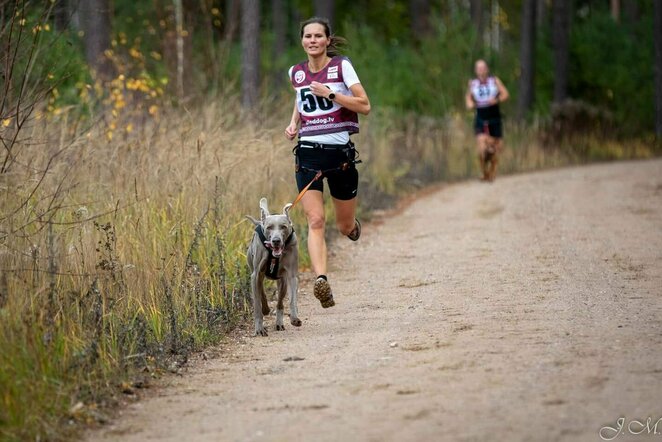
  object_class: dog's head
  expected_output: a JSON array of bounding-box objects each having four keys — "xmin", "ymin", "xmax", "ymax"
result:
[{"xmin": 251, "ymin": 197, "xmax": 293, "ymax": 258}]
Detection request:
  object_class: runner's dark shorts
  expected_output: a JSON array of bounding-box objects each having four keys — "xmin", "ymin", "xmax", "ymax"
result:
[
  {"xmin": 294, "ymin": 143, "xmax": 359, "ymax": 201},
  {"xmin": 474, "ymin": 117, "xmax": 503, "ymax": 138}
]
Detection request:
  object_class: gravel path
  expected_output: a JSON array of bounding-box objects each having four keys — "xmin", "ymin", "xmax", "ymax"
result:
[{"xmin": 89, "ymin": 159, "xmax": 662, "ymax": 442}]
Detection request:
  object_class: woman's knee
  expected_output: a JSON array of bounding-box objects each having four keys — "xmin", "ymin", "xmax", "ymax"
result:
[
  {"xmin": 306, "ymin": 212, "xmax": 326, "ymax": 230},
  {"xmin": 476, "ymin": 135, "xmax": 487, "ymax": 150}
]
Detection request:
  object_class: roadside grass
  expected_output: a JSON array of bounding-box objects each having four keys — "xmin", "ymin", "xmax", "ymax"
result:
[{"xmin": 0, "ymin": 95, "xmax": 658, "ymax": 441}]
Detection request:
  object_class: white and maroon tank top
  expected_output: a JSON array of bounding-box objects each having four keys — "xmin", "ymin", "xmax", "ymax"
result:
[
  {"xmin": 470, "ymin": 76, "xmax": 499, "ymax": 108},
  {"xmin": 289, "ymin": 56, "xmax": 359, "ymax": 141}
]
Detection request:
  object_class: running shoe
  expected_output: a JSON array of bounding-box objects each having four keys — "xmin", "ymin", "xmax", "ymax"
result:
[
  {"xmin": 347, "ymin": 219, "xmax": 361, "ymax": 241},
  {"xmin": 314, "ymin": 277, "xmax": 335, "ymax": 308}
]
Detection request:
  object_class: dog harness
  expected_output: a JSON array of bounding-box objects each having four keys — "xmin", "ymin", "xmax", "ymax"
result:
[{"xmin": 255, "ymin": 225, "xmax": 295, "ymax": 280}]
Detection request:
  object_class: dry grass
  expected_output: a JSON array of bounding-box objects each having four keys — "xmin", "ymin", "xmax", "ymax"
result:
[{"xmin": 0, "ymin": 94, "xmax": 657, "ymax": 441}]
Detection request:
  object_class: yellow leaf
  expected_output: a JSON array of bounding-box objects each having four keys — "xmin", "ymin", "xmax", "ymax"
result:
[
  {"xmin": 148, "ymin": 105, "xmax": 158, "ymax": 116},
  {"xmin": 2, "ymin": 118, "xmax": 11, "ymax": 127},
  {"xmin": 126, "ymin": 123, "xmax": 133, "ymax": 133}
]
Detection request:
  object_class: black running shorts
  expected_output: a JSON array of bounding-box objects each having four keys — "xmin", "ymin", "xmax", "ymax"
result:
[
  {"xmin": 474, "ymin": 117, "xmax": 503, "ymax": 138},
  {"xmin": 295, "ymin": 145, "xmax": 359, "ymax": 201}
]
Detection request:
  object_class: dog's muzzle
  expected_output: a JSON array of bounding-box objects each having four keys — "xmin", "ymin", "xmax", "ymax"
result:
[{"xmin": 268, "ymin": 238, "xmax": 284, "ymax": 257}]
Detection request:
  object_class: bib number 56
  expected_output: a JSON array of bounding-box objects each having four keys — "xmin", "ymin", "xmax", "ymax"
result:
[{"xmin": 300, "ymin": 87, "xmax": 333, "ymax": 112}]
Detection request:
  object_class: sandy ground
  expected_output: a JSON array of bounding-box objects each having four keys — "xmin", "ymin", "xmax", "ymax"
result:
[{"xmin": 89, "ymin": 159, "xmax": 662, "ymax": 442}]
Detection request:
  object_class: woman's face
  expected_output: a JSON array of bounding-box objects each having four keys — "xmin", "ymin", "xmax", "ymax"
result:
[
  {"xmin": 301, "ymin": 23, "xmax": 330, "ymax": 57},
  {"xmin": 475, "ymin": 61, "xmax": 489, "ymax": 79}
]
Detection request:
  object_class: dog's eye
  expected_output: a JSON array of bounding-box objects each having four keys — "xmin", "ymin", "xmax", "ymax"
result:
[{"xmin": 266, "ymin": 225, "xmax": 274, "ymax": 230}]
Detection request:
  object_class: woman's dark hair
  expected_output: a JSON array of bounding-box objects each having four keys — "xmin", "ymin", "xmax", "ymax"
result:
[{"xmin": 299, "ymin": 17, "xmax": 347, "ymax": 57}]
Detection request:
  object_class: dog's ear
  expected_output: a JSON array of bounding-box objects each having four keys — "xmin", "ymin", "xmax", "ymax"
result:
[
  {"xmin": 259, "ymin": 198, "xmax": 270, "ymax": 224},
  {"xmin": 245, "ymin": 215, "xmax": 260, "ymax": 226},
  {"xmin": 283, "ymin": 203, "xmax": 293, "ymax": 223}
]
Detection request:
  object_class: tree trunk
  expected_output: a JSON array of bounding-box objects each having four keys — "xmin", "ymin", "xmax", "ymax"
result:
[
  {"xmin": 314, "ymin": 0, "xmax": 335, "ymax": 26},
  {"xmin": 518, "ymin": 0, "xmax": 536, "ymax": 119},
  {"xmin": 173, "ymin": 0, "xmax": 185, "ymax": 99},
  {"xmin": 79, "ymin": 0, "xmax": 114, "ymax": 81},
  {"xmin": 156, "ymin": 0, "xmax": 195, "ymax": 98},
  {"xmin": 241, "ymin": 0, "xmax": 260, "ymax": 109},
  {"xmin": 610, "ymin": 0, "xmax": 620, "ymax": 23},
  {"xmin": 291, "ymin": 4, "xmax": 302, "ymax": 44},
  {"xmin": 410, "ymin": 0, "xmax": 431, "ymax": 40},
  {"xmin": 552, "ymin": 0, "xmax": 570, "ymax": 104},
  {"xmin": 654, "ymin": 0, "xmax": 662, "ymax": 136},
  {"xmin": 536, "ymin": 0, "xmax": 547, "ymax": 29},
  {"xmin": 623, "ymin": 1, "xmax": 640, "ymax": 25},
  {"xmin": 272, "ymin": 0, "xmax": 287, "ymax": 57},
  {"xmin": 224, "ymin": 0, "xmax": 240, "ymax": 41},
  {"xmin": 470, "ymin": 0, "xmax": 484, "ymax": 45},
  {"xmin": 490, "ymin": 0, "xmax": 501, "ymax": 52},
  {"xmin": 53, "ymin": 0, "xmax": 69, "ymax": 31},
  {"xmin": 272, "ymin": 0, "xmax": 287, "ymax": 87}
]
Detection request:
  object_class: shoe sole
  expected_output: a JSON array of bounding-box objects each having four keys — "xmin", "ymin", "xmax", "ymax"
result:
[
  {"xmin": 314, "ymin": 278, "xmax": 335, "ymax": 308},
  {"xmin": 347, "ymin": 219, "xmax": 361, "ymax": 241}
]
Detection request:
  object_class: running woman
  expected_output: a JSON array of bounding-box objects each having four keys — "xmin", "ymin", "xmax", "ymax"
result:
[
  {"xmin": 284, "ymin": 17, "xmax": 371, "ymax": 308},
  {"xmin": 465, "ymin": 59, "xmax": 509, "ymax": 181}
]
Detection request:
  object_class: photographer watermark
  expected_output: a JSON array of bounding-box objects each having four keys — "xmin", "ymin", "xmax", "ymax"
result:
[{"xmin": 600, "ymin": 416, "xmax": 662, "ymax": 440}]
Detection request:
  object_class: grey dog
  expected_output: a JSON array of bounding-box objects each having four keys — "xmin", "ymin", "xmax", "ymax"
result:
[{"xmin": 246, "ymin": 198, "xmax": 301, "ymax": 336}]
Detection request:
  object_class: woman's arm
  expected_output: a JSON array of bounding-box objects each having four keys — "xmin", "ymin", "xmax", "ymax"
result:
[
  {"xmin": 309, "ymin": 81, "xmax": 371, "ymax": 115},
  {"xmin": 495, "ymin": 77, "xmax": 510, "ymax": 103},
  {"xmin": 465, "ymin": 80, "xmax": 475, "ymax": 110},
  {"xmin": 285, "ymin": 98, "xmax": 299, "ymax": 140}
]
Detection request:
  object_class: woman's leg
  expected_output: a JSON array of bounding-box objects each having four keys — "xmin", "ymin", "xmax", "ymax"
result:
[
  {"xmin": 301, "ymin": 190, "xmax": 327, "ymax": 277},
  {"xmin": 489, "ymin": 138, "xmax": 503, "ymax": 181},
  {"xmin": 302, "ymin": 189, "xmax": 335, "ymax": 308},
  {"xmin": 476, "ymin": 134, "xmax": 489, "ymax": 180},
  {"xmin": 332, "ymin": 196, "xmax": 357, "ymax": 236}
]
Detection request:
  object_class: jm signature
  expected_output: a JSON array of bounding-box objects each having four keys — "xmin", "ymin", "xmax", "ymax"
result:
[{"xmin": 600, "ymin": 417, "xmax": 662, "ymax": 440}]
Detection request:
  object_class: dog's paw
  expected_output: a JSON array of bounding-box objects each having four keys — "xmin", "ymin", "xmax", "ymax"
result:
[
  {"xmin": 276, "ymin": 324, "xmax": 285, "ymax": 331},
  {"xmin": 255, "ymin": 328, "xmax": 268, "ymax": 337},
  {"xmin": 290, "ymin": 318, "xmax": 302, "ymax": 327}
]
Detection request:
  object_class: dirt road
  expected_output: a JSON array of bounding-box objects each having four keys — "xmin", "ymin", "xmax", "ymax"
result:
[{"xmin": 90, "ymin": 159, "xmax": 662, "ymax": 442}]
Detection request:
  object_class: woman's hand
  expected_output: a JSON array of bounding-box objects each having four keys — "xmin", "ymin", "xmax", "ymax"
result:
[
  {"xmin": 309, "ymin": 81, "xmax": 332, "ymax": 99},
  {"xmin": 285, "ymin": 121, "xmax": 298, "ymax": 140}
]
